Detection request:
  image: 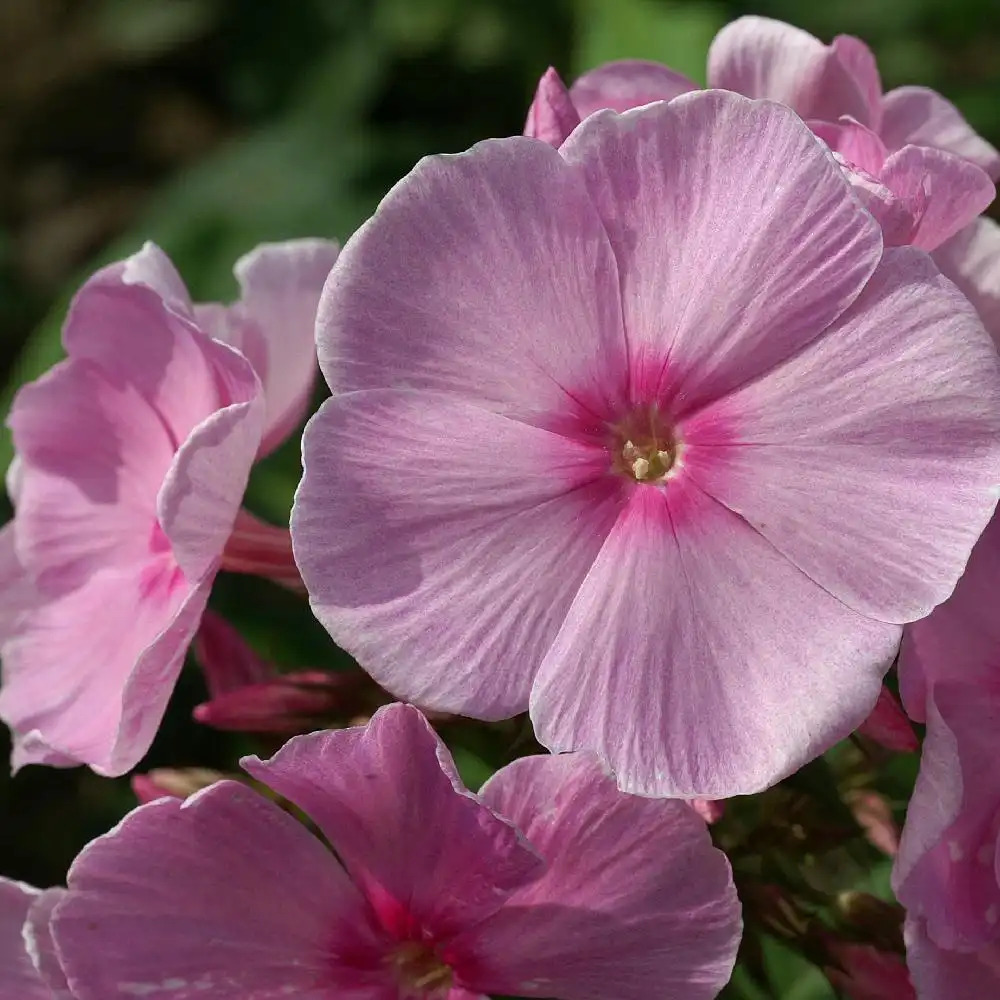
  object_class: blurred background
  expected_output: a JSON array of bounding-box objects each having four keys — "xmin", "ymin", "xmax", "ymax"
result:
[{"xmin": 0, "ymin": 1, "xmax": 995, "ymax": 995}]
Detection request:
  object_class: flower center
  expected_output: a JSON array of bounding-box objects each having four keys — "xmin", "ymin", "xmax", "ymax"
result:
[
  {"xmin": 611, "ymin": 405, "xmax": 679, "ymax": 483},
  {"xmin": 387, "ymin": 941, "xmax": 454, "ymax": 997}
]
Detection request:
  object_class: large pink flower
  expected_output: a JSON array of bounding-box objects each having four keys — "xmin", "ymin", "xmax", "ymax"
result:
[
  {"xmin": 0, "ymin": 239, "xmax": 338, "ymax": 776},
  {"xmin": 526, "ymin": 15, "xmax": 1000, "ymax": 181},
  {"xmin": 293, "ymin": 91, "xmax": 1000, "ymax": 797},
  {"xmin": 48, "ymin": 703, "xmax": 741, "ymax": 999}
]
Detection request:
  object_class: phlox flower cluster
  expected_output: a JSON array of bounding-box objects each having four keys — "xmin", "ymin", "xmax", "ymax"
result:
[{"xmin": 1, "ymin": 13, "xmax": 1000, "ymax": 1000}]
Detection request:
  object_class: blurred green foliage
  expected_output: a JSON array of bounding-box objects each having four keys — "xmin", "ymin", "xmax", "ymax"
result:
[{"xmin": 0, "ymin": 1, "xmax": 996, "ymax": 996}]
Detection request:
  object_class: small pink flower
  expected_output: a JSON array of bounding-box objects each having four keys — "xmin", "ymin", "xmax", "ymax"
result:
[
  {"xmin": 905, "ymin": 917, "xmax": 1000, "ymax": 999},
  {"xmin": 824, "ymin": 941, "xmax": 915, "ymax": 1000},
  {"xmin": 295, "ymin": 91, "xmax": 1000, "ymax": 797},
  {"xmin": 847, "ymin": 789, "xmax": 901, "ymax": 857},
  {"xmin": 0, "ymin": 239, "xmax": 337, "ymax": 776},
  {"xmin": 810, "ymin": 118, "xmax": 994, "ymax": 251},
  {"xmin": 526, "ymin": 15, "xmax": 1000, "ymax": 181},
  {"xmin": 48, "ymin": 703, "xmax": 741, "ymax": 999},
  {"xmin": 0, "ymin": 877, "xmax": 68, "ymax": 999}
]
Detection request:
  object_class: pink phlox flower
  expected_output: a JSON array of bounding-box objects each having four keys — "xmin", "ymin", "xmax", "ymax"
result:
[
  {"xmin": 0, "ymin": 238, "xmax": 337, "ymax": 777},
  {"xmin": 48, "ymin": 703, "xmax": 742, "ymax": 1000},
  {"xmin": 810, "ymin": 117, "xmax": 994, "ymax": 251},
  {"xmin": 0, "ymin": 877, "xmax": 70, "ymax": 999},
  {"xmin": 525, "ymin": 15, "xmax": 1000, "ymax": 183},
  {"xmin": 295, "ymin": 91, "xmax": 1000, "ymax": 797},
  {"xmin": 847, "ymin": 789, "xmax": 901, "ymax": 858}
]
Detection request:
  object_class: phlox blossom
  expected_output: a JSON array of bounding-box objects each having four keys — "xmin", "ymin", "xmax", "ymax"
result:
[
  {"xmin": 293, "ymin": 90, "xmax": 1000, "ymax": 797},
  {"xmin": 525, "ymin": 15, "xmax": 1000, "ymax": 182},
  {"xmin": 0, "ymin": 239, "xmax": 338, "ymax": 776},
  {"xmin": 40, "ymin": 704, "xmax": 741, "ymax": 1000},
  {"xmin": 0, "ymin": 877, "xmax": 68, "ymax": 999}
]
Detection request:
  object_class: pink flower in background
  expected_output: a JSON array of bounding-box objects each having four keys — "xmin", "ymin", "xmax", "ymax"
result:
[
  {"xmin": 0, "ymin": 877, "xmax": 68, "ymax": 999},
  {"xmin": 810, "ymin": 118, "xmax": 994, "ymax": 251},
  {"xmin": 526, "ymin": 15, "xmax": 1000, "ymax": 182},
  {"xmin": 894, "ymin": 680, "xmax": 1000, "ymax": 954},
  {"xmin": 295, "ymin": 91, "xmax": 1000, "ymax": 798},
  {"xmin": 0, "ymin": 238, "xmax": 337, "ymax": 777},
  {"xmin": 48, "ymin": 704, "xmax": 741, "ymax": 1000}
]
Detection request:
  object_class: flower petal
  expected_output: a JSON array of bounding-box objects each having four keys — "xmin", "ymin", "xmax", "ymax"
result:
[
  {"xmin": 881, "ymin": 86, "xmax": 1000, "ymax": 179},
  {"xmin": 530, "ymin": 483, "xmax": 900, "ymax": 798},
  {"xmin": 707, "ymin": 16, "xmax": 873, "ymax": 124},
  {"xmin": 899, "ymin": 513, "xmax": 1000, "ymax": 721},
  {"xmin": 560, "ymin": 91, "xmax": 882, "ymax": 413},
  {"xmin": 120, "ymin": 242, "xmax": 195, "ymax": 318},
  {"xmin": 880, "ymin": 145, "xmax": 995, "ymax": 251},
  {"xmin": 242, "ymin": 704, "xmax": 543, "ymax": 939},
  {"xmin": 292, "ymin": 390, "xmax": 619, "ymax": 718},
  {"xmin": 0, "ymin": 877, "xmax": 50, "ymax": 999},
  {"xmin": 53, "ymin": 783, "xmax": 386, "ymax": 1000},
  {"xmin": 24, "ymin": 888, "xmax": 72, "ymax": 999},
  {"xmin": 458, "ymin": 753, "xmax": 740, "ymax": 1000},
  {"xmin": 831, "ymin": 35, "xmax": 883, "ymax": 127},
  {"xmin": 894, "ymin": 681, "xmax": 1000, "ymax": 950},
  {"xmin": 316, "ymin": 136, "xmax": 628, "ymax": 424},
  {"xmin": 683, "ymin": 247, "xmax": 1000, "ymax": 624},
  {"xmin": 933, "ymin": 217, "xmax": 1000, "ymax": 346},
  {"xmin": 904, "ymin": 918, "xmax": 1000, "ymax": 1000},
  {"xmin": 568, "ymin": 59, "xmax": 697, "ymax": 117},
  {"xmin": 0, "ymin": 568, "xmax": 211, "ymax": 776},
  {"xmin": 524, "ymin": 67, "xmax": 581, "ymax": 147},
  {"xmin": 222, "ymin": 239, "xmax": 339, "ymax": 455}
]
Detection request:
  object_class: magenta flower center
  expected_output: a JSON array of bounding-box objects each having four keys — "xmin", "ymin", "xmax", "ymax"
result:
[
  {"xmin": 611, "ymin": 404, "xmax": 679, "ymax": 483},
  {"xmin": 386, "ymin": 940, "xmax": 454, "ymax": 996}
]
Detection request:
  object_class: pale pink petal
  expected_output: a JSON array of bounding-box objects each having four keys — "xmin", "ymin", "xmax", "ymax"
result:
[
  {"xmin": 560, "ymin": 91, "xmax": 882, "ymax": 412},
  {"xmin": 53, "ymin": 783, "xmax": 388, "ymax": 1000},
  {"xmin": 905, "ymin": 918, "xmax": 1000, "ymax": 999},
  {"xmin": 0, "ymin": 524, "xmax": 38, "ymax": 636},
  {"xmin": 242, "ymin": 703, "xmax": 543, "ymax": 939},
  {"xmin": 0, "ymin": 569, "xmax": 211, "ymax": 776},
  {"xmin": 120, "ymin": 241, "xmax": 195, "ymax": 318},
  {"xmin": 933, "ymin": 217, "xmax": 1000, "ymax": 347},
  {"xmin": 524, "ymin": 67, "xmax": 581, "ymax": 147},
  {"xmin": 62, "ymin": 275, "xmax": 248, "ymax": 450},
  {"xmin": 157, "ymin": 383, "xmax": 264, "ymax": 583},
  {"xmin": 568, "ymin": 59, "xmax": 697, "ymax": 117},
  {"xmin": 881, "ymin": 86, "xmax": 1000, "ymax": 179},
  {"xmin": 530, "ymin": 484, "xmax": 900, "ymax": 798},
  {"xmin": 454, "ymin": 753, "xmax": 740, "ymax": 1000},
  {"xmin": 317, "ymin": 136, "xmax": 628, "ymax": 424},
  {"xmin": 293, "ymin": 391, "xmax": 619, "ymax": 718},
  {"xmin": 847, "ymin": 790, "xmax": 901, "ymax": 857},
  {"xmin": 880, "ymin": 145, "xmax": 995, "ymax": 251},
  {"xmin": 684, "ymin": 247, "xmax": 1000, "ymax": 624},
  {"xmin": 7, "ymin": 360, "xmax": 175, "ymax": 595},
  {"xmin": 894, "ymin": 681, "xmax": 1000, "ymax": 950},
  {"xmin": 0, "ymin": 877, "xmax": 49, "ymax": 999},
  {"xmin": 24, "ymin": 888, "xmax": 72, "ymax": 999},
  {"xmin": 811, "ymin": 117, "xmax": 888, "ymax": 174},
  {"xmin": 832, "ymin": 36, "xmax": 884, "ymax": 127},
  {"xmin": 221, "ymin": 239, "xmax": 339, "ymax": 455},
  {"xmin": 194, "ymin": 609, "xmax": 272, "ymax": 696},
  {"xmin": 707, "ymin": 16, "xmax": 873, "ymax": 124},
  {"xmin": 899, "ymin": 513, "xmax": 1000, "ymax": 721}
]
